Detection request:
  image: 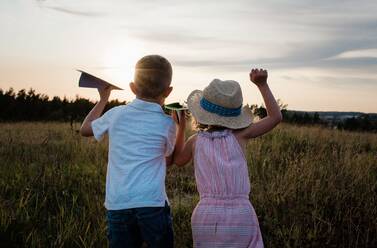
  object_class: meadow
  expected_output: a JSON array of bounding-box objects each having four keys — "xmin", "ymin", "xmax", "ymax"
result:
[{"xmin": 0, "ymin": 122, "xmax": 376, "ymax": 247}]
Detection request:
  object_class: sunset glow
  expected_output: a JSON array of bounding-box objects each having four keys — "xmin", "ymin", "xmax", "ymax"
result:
[{"xmin": 0, "ymin": 0, "xmax": 376, "ymax": 112}]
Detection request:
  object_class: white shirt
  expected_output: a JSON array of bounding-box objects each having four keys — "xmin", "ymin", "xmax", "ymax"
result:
[{"xmin": 92, "ymin": 98, "xmax": 176, "ymax": 210}]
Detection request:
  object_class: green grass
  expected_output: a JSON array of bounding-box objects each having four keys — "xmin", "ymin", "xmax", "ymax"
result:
[{"xmin": 0, "ymin": 122, "xmax": 376, "ymax": 247}]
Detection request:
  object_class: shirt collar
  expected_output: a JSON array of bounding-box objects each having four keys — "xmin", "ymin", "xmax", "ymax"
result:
[{"xmin": 129, "ymin": 98, "xmax": 164, "ymax": 113}]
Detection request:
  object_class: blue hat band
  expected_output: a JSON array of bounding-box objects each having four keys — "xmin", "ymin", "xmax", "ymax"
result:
[{"xmin": 200, "ymin": 97, "xmax": 242, "ymax": 117}]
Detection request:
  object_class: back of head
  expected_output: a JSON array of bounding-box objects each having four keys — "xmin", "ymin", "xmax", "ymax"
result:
[{"xmin": 134, "ymin": 55, "xmax": 172, "ymax": 99}]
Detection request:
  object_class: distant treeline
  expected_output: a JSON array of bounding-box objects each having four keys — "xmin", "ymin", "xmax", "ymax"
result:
[
  {"xmin": 1, "ymin": 88, "xmax": 376, "ymax": 132},
  {"xmin": 251, "ymin": 104, "xmax": 322, "ymax": 124},
  {"xmin": 251, "ymin": 102, "xmax": 377, "ymax": 132},
  {"xmin": 0, "ymin": 88, "xmax": 125, "ymax": 123}
]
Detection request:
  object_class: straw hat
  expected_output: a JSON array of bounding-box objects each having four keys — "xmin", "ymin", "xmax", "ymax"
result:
[{"xmin": 187, "ymin": 79, "xmax": 253, "ymax": 129}]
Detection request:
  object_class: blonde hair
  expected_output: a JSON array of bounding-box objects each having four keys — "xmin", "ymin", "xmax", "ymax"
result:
[
  {"xmin": 191, "ymin": 115, "xmax": 227, "ymax": 131},
  {"xmin": 134, "ymin": 55, "xmax": 172, "ymax": 99}
]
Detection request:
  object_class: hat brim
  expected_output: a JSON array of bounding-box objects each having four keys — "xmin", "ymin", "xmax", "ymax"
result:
[{"xmin": 187, "ymin": 90, "xmax": 253, "ymax": 129}]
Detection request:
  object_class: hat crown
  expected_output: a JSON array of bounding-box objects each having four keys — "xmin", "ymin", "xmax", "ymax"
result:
[{"xmin": 202, "ymin": 79, "xmax": 243, "ymax": 109}]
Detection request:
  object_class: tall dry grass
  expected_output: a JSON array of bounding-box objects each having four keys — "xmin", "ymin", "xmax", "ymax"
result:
[{"xmin": 0, "ymin": 122, "xmax": 376, "ymax": 247}]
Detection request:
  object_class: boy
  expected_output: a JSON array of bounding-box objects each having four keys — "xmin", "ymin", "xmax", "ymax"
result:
[{"xmin": 80, "ymin": 55, "xmax": 178, "ymax": 248}]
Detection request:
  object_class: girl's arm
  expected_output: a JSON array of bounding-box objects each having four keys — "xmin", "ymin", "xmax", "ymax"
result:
[
  {"xmin": 235, "ymin": 69, "xmax": 282, "ymax": 141},
  {"xmin": 170, "ymin": 110, "xmax": 195, "ymax": 167},
  {"xmin": 80, "ymin": 86, "xmax": 112, "ymax": 137},
  {"xmin": 166, "ymin": 111, "xmax": 186, "ymax": 166},
  {"xmin": 173, "ymin": 134, "xmax": 196, "ymax": 167}
]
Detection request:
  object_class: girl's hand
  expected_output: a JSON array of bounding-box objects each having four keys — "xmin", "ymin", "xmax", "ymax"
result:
[
  {"xmin": 250, "ymin": 68, "xmax": 268, "ymax": 87},
  {"xmin": 98, "ymin": 85, "xmax": 113, "ymax": 102},
  {"xmin": 171, "ymin": 110, "xmax": 187, "ymax": 129}
]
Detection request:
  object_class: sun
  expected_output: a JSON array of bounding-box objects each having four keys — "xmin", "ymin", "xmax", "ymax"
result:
[{"xmin": 102, "ymin": 42, "xmax": 144, "ymax": 88}]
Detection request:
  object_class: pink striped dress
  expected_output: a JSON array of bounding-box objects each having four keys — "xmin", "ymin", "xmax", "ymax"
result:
[{"xmin": 191, "ymin": 129, "xmax": 264, "ymax": 248}]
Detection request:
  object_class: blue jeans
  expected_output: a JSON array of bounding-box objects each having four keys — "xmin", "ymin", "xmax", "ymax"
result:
[{"xmin": 106, "ymin": 202, "xmax": 174, "ymax": 248}]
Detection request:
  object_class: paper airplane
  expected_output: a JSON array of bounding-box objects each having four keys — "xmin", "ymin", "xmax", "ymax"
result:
[
  {"xmin": 163, "ymin": 102, "xmax": 188, "ymax": 111},
  {"xmin": 163, "ymin": 102, "xmax": 188, "ymax": 124},
  {"xmin": 77, "ymin": 70, "xmax": 123, "ymax": 90}
]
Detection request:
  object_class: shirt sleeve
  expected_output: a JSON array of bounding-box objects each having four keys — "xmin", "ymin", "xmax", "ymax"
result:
[
  {"xmin": 91, "ymin": 107, "xmax": 119, "ymax": 141},
  {"xmin": 165, "ymin": 120, "xmax": 177, "ymax": 157}
]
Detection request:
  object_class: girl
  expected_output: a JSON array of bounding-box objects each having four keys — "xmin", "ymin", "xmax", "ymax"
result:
[{"xmin": 173, "ymin": 68, "xmax": 282, "ymax": 248}]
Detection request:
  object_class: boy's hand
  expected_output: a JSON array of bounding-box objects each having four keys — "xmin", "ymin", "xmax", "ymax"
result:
[
  {"xmin": 81, "ymin": 86, "xmax": 113, "ymax": 137},
  {"xmin": 98, "ymin": 86, "xmax": 113, "ymax": 102},
  {"xmin": 250, "ymin": 68, "xmax": 268, "ymax": 87}
]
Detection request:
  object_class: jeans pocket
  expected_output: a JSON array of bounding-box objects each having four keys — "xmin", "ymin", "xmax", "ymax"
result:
[
  {"xmin": 137, "ymin": 207, "xmax": 166, "ymax": 242},
  {"xmin": 107, "ymin": 209, "xmax": 132, "ymax": 223}
]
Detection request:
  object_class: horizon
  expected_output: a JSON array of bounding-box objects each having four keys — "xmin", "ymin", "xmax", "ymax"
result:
[
  {"xmin": 1, "ymin": 0, "xmax": 377, "ymax": 113},
  {"xmin": 2, "ymin": 85, "xmax": 377, "ymax": 115}
]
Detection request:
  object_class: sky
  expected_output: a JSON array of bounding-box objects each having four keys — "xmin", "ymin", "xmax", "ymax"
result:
[{"xmin": 1, "ymin": 0, "xmax": 377, "ymax": 113}]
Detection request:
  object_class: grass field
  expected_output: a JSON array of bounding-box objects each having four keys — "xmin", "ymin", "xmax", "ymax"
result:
[{"xmin": 0, "ymin": 122, "xmax": 376, "ymax": 247}]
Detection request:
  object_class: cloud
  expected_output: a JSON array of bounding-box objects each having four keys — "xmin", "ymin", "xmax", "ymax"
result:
[
  {"xmin": 35, "ymin": 1, "xmax": 106, "ymax": 17},
  {"xmin": 306, "ymin": 75, "xmax": 377, "ymax": 89},
  {"xmin": 32, "ymin": 0, "xmax": 377, "ymax": 74},
  {"xmin": 44, "ymin": 6, "xmax": 105, "ymax": 17},
  {"xmin": 128, "ymin": 29, "xmax": 215, "ymax": 45},
  {"xmin": 173, "ymin": 43, "xmax": 377, "ymax": 73},
  {"xmin": 330, "ymin": 49, "xmax": 377, "ymax": 59},
  {"xmin": 113, "ymin": 0, "xmax": 377, "ymax": 74}
]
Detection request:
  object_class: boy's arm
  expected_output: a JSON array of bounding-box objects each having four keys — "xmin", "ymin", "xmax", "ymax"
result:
[
  {"xmin": 236, "ymin": 69, "xmax": 282, "ymax": 140},
  {"xmin": 80, "ymin": 87, "xmax": 112, "ymax": 137}
]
